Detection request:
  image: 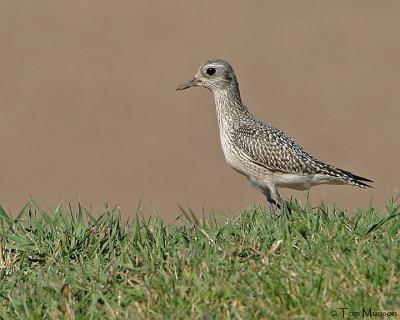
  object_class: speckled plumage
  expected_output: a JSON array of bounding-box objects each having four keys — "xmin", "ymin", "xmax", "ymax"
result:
[{"xmin": 177, "ymin": 59, "xmax": 372, "ymax": 208}]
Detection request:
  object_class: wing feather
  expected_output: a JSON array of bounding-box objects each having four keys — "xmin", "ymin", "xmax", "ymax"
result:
[{"xmin": 233, "ymin": 120, "xmax": 320, "ymax": 174}]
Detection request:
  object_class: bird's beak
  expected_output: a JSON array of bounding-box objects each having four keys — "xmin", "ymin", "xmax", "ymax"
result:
[{"xmin": 176, "ymin": 77, "xmax": 199, "ymax": 91}]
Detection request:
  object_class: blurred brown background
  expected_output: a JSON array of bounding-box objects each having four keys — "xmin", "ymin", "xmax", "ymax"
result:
[{"xmin": 0, "ymin": 1, "xmax": 399, "ymax": 220}]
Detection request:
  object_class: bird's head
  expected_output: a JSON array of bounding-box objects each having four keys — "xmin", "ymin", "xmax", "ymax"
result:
[{"xmin": 177, "ymin": 59, "xmax": 238, "ymax": 93}]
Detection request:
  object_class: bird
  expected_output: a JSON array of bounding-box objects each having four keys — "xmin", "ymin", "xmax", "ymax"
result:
[{"xmin": 176, "ymin": 59, "xmax": 372, "ymax": 209}]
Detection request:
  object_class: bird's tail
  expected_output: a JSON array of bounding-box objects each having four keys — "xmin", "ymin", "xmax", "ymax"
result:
[{"xmin": 336, "ymin": 168, "xmax": 373, "ymax": 188}]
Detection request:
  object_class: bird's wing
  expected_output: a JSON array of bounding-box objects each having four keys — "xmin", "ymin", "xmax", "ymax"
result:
[
  {"xmin": 233, "ymin": 121, "xmax": 328, "ymax": 175},
  {"xmin": 233, "ymin": 120, "xmax": 373, "ymax": 187}
]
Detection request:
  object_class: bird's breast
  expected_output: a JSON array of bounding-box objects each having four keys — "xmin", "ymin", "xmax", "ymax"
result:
[
  {"xmin": 217, "ymin": 122, "xmax": 244, "ymax": 172},
  {"xmin": 219, "ymin": 131, "xmax": 267, "ymax": 179}
]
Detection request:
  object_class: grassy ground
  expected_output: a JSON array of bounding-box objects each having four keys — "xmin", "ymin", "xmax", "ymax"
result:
[{"xmin": 0, "ymin": 199, "xmax": 399, "ymax": 319}]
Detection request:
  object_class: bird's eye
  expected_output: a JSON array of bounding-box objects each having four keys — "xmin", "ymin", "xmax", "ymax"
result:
[{"xmin": 206, "ymin": 67, "xmax": 216, "ymax": 75}]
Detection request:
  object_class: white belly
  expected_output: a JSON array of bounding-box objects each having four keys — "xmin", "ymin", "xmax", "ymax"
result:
[{"xmin": 269, "ymin": 173, "xmax": 344, "ymax": 190}]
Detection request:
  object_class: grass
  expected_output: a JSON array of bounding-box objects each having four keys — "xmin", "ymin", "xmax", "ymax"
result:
[{"xmin": 0, "ymin": 199, "xmax": 399, "ymax": 319}]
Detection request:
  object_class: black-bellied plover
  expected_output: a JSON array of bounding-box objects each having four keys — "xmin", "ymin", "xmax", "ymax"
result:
[{"xmin": 177, "ymin": 59, "xmax": 372, "ymax": 208}]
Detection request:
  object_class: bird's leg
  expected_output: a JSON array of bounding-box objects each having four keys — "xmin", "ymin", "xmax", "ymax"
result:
[
  {"xmin": 270, "ymin": 185, "xmax": 292, "ymax": 214},
  {"xmin": 271, "ymin": 187, "xmax": 292, "ymax": 214},
  {"xmin": 272, "ymin": 188, "xmax": 283, "ymax": 208},
  {"xmin": 261, "ymin": 187, "xmax": 281, "ymax": 212}
]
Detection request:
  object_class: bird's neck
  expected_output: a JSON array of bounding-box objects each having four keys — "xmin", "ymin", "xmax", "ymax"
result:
[{"xmin": 213, "ymin": 89, "xmax": 248, "ymax": 120}]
